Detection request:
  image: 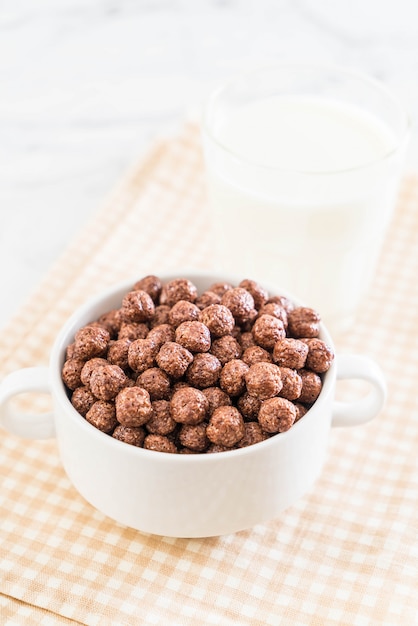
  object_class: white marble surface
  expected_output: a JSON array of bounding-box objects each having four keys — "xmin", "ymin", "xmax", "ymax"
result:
[{"xmin": 1, "ymin": 0, "xmax": 418, "ymax": 328}]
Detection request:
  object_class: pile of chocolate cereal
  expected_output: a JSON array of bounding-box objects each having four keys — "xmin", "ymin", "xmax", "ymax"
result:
[{"xmin": 62, "ymin": 276, "xmax": 334, "ymax": 454}]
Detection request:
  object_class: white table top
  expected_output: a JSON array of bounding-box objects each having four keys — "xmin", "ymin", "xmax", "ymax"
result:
[{"xmin": 1, "ymin": 0, "xmax": 418, "ymax": 329}]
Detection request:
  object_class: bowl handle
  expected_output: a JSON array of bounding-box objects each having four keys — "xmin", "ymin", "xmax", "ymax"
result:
[
  {"xmin": 0, "ymin": 367, "xmax": 56, "ymax": 439},
  {"xmin": 332, "ymin": 354, "xmax": 387, "ymax": 427}
]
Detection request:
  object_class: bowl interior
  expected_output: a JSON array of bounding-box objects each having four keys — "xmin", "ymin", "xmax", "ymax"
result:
[{"xmin": 50, "ymin": 270, "xmax": 337, "ymax": 459}]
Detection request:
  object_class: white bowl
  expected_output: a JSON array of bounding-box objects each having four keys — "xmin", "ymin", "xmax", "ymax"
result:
[{"xmin": 0, "ymin": 272, "xmax": 386, "ymax": 537}]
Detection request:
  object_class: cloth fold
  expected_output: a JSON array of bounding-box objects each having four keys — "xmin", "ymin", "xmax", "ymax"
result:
[{"xmin": 0, "ymin": 123, "xmax": 417, "ymax": 625}]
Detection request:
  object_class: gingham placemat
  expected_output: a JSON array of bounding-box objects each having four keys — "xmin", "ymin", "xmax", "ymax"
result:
[{"xmin": 0, "ymin": 123, "xmax": 417, "ymax": 626}]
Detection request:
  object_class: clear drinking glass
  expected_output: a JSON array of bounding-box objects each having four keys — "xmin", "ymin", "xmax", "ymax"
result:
[{"xmin": 202, "ymin": 65, "xmax": 410, "ymax": 334}]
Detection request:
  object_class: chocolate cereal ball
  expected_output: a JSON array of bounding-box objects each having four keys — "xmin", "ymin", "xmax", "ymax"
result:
[
  {"xmin": 239, "ymin": 332, "xmax": 256, "ymax": 351},
  {"xmin": 73, "ymin": 325, "xmax": 109, "ymax": 360},
  {"xmin": 278, "ymin": 367, "xmax": 303, "ymax": 401},
  {"xmin": 168, "ymin": 300, "xmax": 200, "ymax": 328},
  {"xmin": 186, "ymin": 353, "xmax": 222, "ymax": 388},
  {"xmin": 258, "ymin": 397, "xmax": 297, "ymax": 434},
  {"xmin": 298, "ymin": 370, "xmax": 322, "ymax": 404},
  {"xmin": 156, "ymin": 342, "xmax": 193, "ymax": 379},
  {"xmin": 236, "ymin": 392, "xmax": 262, "ymax": 421},
  {"xmin": 147, "ymin": 324, "xmax": 175, "ymax": 349},
  {"xmin": 136, "ymin": 367, "xmax": 171, "ymax": 400},
  {"xmin": 210, "ymin": 335, "xmax": 242, "ymax": 365},
  {"xmin": 144, "ymin": 434, "xmax": 177, "ymax": 454},
  {"xmin": 65, "ymin": 343, "xmax": 76, "ymax": 360},
  {"xmin": 239, "ymin": 313, "xmax": 258, "ymax": 333},
  {"xmin": 221, "ymin": 287, "xmax": 256, "ymax": 324},
  {"xmin": 202, "ymin": 386, "xmax": 232, "ymax": 416},
  {"xmin": 97, "ymin": 309, "xmax": 122, "ymax": 338},
  {"xmin": 90, "ymin": 364, "xmax": 127, "ymax": 401},
  {"xmin": 112, "ymin": 425, "xmax": 145, "ymax": 447},
  {"xmin": 273, "ymin": 338, "xmax": 308, "ymax": 369},
  {"xmin": 288, "ymin": 307, "xmax": 320, "ymax": 338},
  {"xmin": 238, "ymin": 422, "xmax": 268, "ymax": 448},
  {"xmin": 238, "ymin": 279, "xmax": 268, "ymax": 310},
  {"xmin": 161, "ymin": 278, "xmax": 197, "ymax": 306},
  {"xmin": 132, "ymin": 275, "xmax": 162, "ymax": 303},
  {"xmin": 146, "ymin": 400, "xmax": 176, "ymax": 435},
  {"xmin": 115, "ymin": 386, "xmax": 153, "ymax": 427},
  {"xmin": 219, "ymin": 359, "xmax": 249, "ymax": 397},
  {"xmin": 107, "ymin": 339, "xmax": 131, "ymax": 370},
  {"xmin": 128, "ymin": 338, "xmax": 157, "ymax": 373},
  {"xmin": 150, "ymin": 305, "xmax": 171, "ymax": 328},
  {"xmin": 170, "ymin": 387, "xmax": 209, "ymax": 425},
  {"xmin": 70, "ymin": 385, "xmax": 95, "ymax": 416},
  {"xmin": 121, "ymin": 290, "xmax": 155, "ymax": 324},
  {"xmin": 199, "ymin": 304, "xmax": 235, "ymax": 338},
  {"xmin": 209, "ymin": 282, "xmax": 233, "ymax": 297},
  {"xmin": 179, "ymin": 423, "xmax": 209, "ymax": 452},
  {"xmin": 175, "ymin": 321, "xmax": 211, "ymax": 353},
  {"xmin": 294, "ymin": 402, "xmax": 309, "ymax": 422},
  {"xmin": 252, "ymin": 314, "xmax": 286, "ymax": 350},
  {"xmin": 206, "ymin": 406, "xmax": 245, "ymax": 447},
  {"xmin": 86, "ymin": 400, "xmax": 117, "ymax": 433},
  {"xmin": 231, "ymin": 326, "xmax": 242, "ymax": 345},
  {"xmin": 196, "ymin": 290, "xmax": 221, "ymax": 310},
  {"xmin": 267, "ymin": 294, "xmax": 294, "ymax": 314},
  {"xmin": 303, "ymin": 338, "xmax": 334, "ymax": 373},
  {"xmin": 80, "ymin": 358, "xmax": 108, "ymax": 386},
  {"xmin": 242, "ymin": 345, "xmax": 272, "ymax": 367},
  {"xmin": 172, "ymin": 381, "xmax": 191, "ymax": 392},
  {"xmin": 62, "ymin": 358, "xmax": 85, "ymax": 390},
  {"xmin": 245, "ymin": 362, "xmax": 282, "ymax": 400},
  {"xmin": 118, "ymin": 322, "xmax": 149, "ymax": 342},
  {"xmin": 258, "ymin": 302, "xmax": 288, "ymax": 328},
  {"xmin": 207, "ymin": 443, "xmax": 233, "ymax": 453}
]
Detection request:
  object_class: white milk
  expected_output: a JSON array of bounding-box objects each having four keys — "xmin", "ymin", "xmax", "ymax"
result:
[{"xmin": 204, "ymin": 95, "xmax": 400, "ymax": 332}]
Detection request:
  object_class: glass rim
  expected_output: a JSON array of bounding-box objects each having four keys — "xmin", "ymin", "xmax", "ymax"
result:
[{"xmin": 202, "ymin": 62, "xmax": 412, "ymax": 176}]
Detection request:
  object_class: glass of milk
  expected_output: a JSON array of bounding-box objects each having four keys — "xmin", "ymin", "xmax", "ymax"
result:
[{"xmin": 202, "ymin": 65, "xmax": 410, "ymax": 334}]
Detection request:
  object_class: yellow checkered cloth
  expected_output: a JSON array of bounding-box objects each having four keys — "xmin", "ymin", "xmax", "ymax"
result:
[{"xmin": 0, "ymin": 124, "xmax": 417, "ymax": 626}]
